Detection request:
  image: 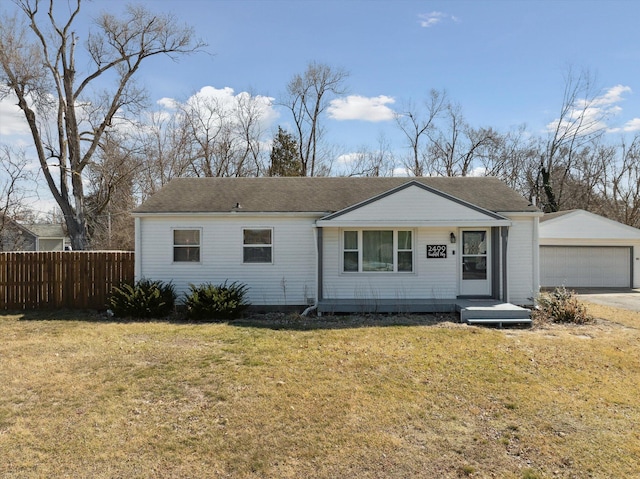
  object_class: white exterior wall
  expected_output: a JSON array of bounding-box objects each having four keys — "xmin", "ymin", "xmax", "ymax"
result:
[
  {"xmin": 321, "ymin": 185, "xmax": 505, "ymax": 227},
  {"xmin": 136, "ymin": 214, "xmax": 318, "ymax": 305},
  {"xmin": 321, "ymin": 227, "xmax": 458, "ymax": 301},
  {"xmin": 504, "ymin": 214, "xmax": 539, "ymax": 305},
  {"xmin": 539, "ymin": 211, "xmax": 640, "ymax": 288}
]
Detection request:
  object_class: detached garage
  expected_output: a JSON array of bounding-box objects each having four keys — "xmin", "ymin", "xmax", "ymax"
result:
[{"xmin": 539, "ymin": 209, "xmax": 640, "ymax": 289}]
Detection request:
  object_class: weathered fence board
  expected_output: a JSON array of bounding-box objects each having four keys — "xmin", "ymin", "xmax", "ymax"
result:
[{"xmin": 0, "ymin": 252, "xmax": 134, "ymax": 310}]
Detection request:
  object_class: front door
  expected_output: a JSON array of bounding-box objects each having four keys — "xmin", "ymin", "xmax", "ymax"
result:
[{"xmin": 459, "ymin": 229, "xmax": 491, "ymax": 296}]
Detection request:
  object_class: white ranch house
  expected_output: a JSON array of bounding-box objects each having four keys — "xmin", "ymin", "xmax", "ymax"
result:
[{"xmin": 133, "ymin": 177, "xmax": 541, "ymax": 318}]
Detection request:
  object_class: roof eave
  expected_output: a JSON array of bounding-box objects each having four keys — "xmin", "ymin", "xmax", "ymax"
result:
[{"xmin": 132, "ymin": 211, "xmax": 329, "ymax": 218}]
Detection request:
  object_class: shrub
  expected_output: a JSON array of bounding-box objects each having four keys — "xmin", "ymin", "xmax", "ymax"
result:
[
  {"xmin": 185, "ymin": 281, "xmax": 250, "ymax": 321},
  {"xmin": 534, "ymin": 287, "xmax": 592, "ymax": 324},
  {"xmin": 108, "ymin": 279, "xmax": 176, "ymax": 319}
]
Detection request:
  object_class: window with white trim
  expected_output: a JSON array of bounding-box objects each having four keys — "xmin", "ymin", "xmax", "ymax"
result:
[
  {"xmin": 343, "ymin": 231, "xmax": 359, "ymax": 272},
  {"xmin": 173, "ymin": 229, "xmax": 201, "ymax": 262},
  {"xmin": 343, "ymin": 230, "xmax": 413, "ymax": 273},
  {"xmin": 243, "ymin": 228, "xmax": 272, "ymax": 263}
]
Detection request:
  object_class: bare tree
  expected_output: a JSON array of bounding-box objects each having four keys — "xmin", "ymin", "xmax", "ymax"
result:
[
  {"xmin": 476, "ymin": 125, "xmax": 538, "ymax": 193},
  {"xmin": 0, "ymin": 145, "xmax": 36, "ymax": 250},
  {"xmin": 342, "ymin": 134, "xmax": 396, "ymax": 177},
  {"xmin": 282, "ymin": 62, "xmax": 349, "ymax": 176},
  {"xmin": 0, "ymin": 0, "xmax": 205, "ymax": 249},
  {"xmin": 535, "ymin": 68, "xmax": 608, "ymax": 212},
  {"xmin": 135, "ymin": 109, "xmax": 193, "ymax": 201},
  {"xmin": 179, "ymin": 92, "xmax": 266, "ymax": 177},
  {"xmin": 599, "ymin": 134, "xmax": 640, "ymax": 227},
  {"xmin": 85, "ymin": 130, "xmax": 139, "ymax": 249},
  {"xmin": 427, "ymin": 101, "xmax": 499, "ymax": 177},
  {"xmin": 395, "ymin": 89, "xmax": 447, "ymax": 176}
]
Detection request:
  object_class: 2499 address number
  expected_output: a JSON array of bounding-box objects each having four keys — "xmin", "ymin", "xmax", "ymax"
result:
[{"xmin": 426, "ymin": 244, "xmax": 447, "ymax": 258}]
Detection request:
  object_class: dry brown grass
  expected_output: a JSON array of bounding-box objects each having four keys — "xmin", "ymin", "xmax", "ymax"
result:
[{"xmin": 0, "ymin": 304, "xmax": 638, "ymax": 479}]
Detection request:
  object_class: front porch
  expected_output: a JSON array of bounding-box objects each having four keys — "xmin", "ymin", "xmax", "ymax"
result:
[{"xmin": 317, "ymin": 298, "xmax": 532, "ymax": 327}]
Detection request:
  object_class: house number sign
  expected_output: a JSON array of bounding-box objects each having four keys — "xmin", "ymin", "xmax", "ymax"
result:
[{"xmin": 426, "ymin": 244, "xmax": 447, "ymax": 258}]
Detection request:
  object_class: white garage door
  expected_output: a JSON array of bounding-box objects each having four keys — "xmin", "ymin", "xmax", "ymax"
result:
[{"xmin": 540, "ymin": 246, "xmax": 631, "ymax": 288}]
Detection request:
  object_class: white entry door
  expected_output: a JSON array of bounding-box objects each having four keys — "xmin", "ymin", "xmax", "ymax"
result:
[{"xmin": 459, "ymin": 229, "xmax": 491, "ymax": 296}]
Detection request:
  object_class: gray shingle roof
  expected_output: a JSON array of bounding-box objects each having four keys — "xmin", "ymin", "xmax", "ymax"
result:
[
  {"xmin": 23, "ymin": 224, "xmax": 67, "ymax": 237},
  {"xmin": 133, "ymin": 177, "xmax": 539, "ymax": 215},
  {"xmin": 539, "ymin": 209, "xmax": 580, "ymax": 222}
]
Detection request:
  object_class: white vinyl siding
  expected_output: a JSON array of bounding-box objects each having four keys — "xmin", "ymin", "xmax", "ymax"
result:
[
  {"xmin": 137, "ymin": 215, "xmax": 317, "ymax": 305},
  {"xmin": 37, "ymin": 238, "xmax": 65, "ymax": 251},
  {"xmin": 324, "ymin": 227, "xmax": 458, "ymax": 300},
  {"xmin": 504, "ymin": 215, "xmax": 538, "ymax": 305},
  {"xmin": 322, "ymin": 184, "xmax": 503, "ymax": 226}
]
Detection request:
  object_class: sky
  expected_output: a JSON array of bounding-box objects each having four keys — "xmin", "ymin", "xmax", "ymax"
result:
[{"xmin": 1, "ymin": 0, "xmax": 639, "ymax": 214}]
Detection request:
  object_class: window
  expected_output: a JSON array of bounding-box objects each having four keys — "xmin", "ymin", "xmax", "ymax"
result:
[
  {"xmin": 243, "ymin": 228, "xmax": 272, "ymax": 263},
  {"xmin": 462, "ymin": 230, "xmax": 487, "ymax": 280},
  {"xmin": 397, "ymin": 230, "xmax": 413, "ymax": 272},
  {"xmin": 343, "ymin": 230, "xmax": 413, "ymax": 273},
  {"xmin": 343, "ymin": 230, "xmax": 359, "ymax": 272},
  {"xmin": 173, "ymin": 229, "xmax": 200, "ymax": 262},
  {"xmin": 363, "ymin": 230, "xmax": 393, "ymax": 271}
]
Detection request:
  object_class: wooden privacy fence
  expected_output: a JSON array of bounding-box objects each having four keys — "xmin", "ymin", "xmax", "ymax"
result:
[{"xmin": 0, "ymin": 251, "xmax": 135, "ymax": 310}]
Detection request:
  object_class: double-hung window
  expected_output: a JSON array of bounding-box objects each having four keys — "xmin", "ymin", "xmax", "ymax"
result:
[
  {"xmin": 243, "ymin": 228, "xmax": 272, "ymax": 263},
  {"xmin": 343, "ymin": 230, "xmax": 413, "ymax": 273},
  {"xmin": 173, "ymin": 229, "xmax": 201, "ymax": 262}
]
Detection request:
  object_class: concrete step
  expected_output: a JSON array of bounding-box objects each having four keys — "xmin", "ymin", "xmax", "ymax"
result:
[
  {"xmin": 466, "ymin": 317, "xmax": 533, "ymax": 328},
  {"xmin": 458, "ymin": 303, "xmax": 531, "ymax": 322},
  {"xmin": 466, "ymin": 317, "xmax": 533, "ymax": 324}
]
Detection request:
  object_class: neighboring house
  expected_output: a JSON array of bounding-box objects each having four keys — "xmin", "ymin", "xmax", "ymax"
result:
[
  {"xmin": 0, "ymin": 218, "xmax": 68, "ymax": 251},
  {"xmin": 133, "ymin": 177, "xmax": 542, "ymax": 313},
  {"xmin": 539, "ymin": 209, "xmax": 640, "ymax": 289}
]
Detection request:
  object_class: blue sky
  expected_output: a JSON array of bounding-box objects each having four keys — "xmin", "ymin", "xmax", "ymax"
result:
[
  {"xmin": 1, "ymin": 0, "xmax": 639, "ymax": 212},
  {"xmin": 139, "ymin": 0, "xmax": 640, "ymax": 135}
]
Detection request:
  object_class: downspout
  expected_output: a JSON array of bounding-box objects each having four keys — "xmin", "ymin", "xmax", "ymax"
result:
[
  {"xmin": 134, "ymin": 217, "xmax": 142, "ymax": 281},
  {"xmin": 501, "ymin": 226, "xmax": 509, "ymax": 303},
  {"xmin": 532, "ymin": 216, "xmax": 540, "ymax": 304},
  {"xmin": 302, "ymin": 225, "xmax": 321, "ymax": 316}
]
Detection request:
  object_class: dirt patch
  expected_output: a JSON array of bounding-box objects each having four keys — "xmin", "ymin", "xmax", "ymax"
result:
[{"xmin": 232, "ymin": 312, "xmax": 461, "ymax": 330}]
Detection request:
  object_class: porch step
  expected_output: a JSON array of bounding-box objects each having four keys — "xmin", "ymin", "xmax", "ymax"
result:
[
  {"xmin": 466, "ymin": 318, "xmax": 533, "ymax": 328},
  {"xmin": 457, "ymin": 300, "xmax": 531, "ymax": 327}
]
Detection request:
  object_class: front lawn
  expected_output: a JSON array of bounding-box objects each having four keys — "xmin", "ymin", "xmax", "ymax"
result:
[{"xmin": 0, "ymin": 304, "xmax": 638, "ymax": 478}]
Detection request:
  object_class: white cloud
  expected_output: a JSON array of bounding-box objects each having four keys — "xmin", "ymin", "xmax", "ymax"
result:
[
  {"xmin": 622, "ymin": 118, "xmax": 640, "ymax": 132},
  {"xmin": 418, "ymin": 12, "xmax": 459, "ymax": 28},
  {"xmin": 546, "ymin": 84, "xmax": 633, "ymax": 137},
  {"xmin": 419, "ymin": 11, "xmax": 445, "ymax": 27},
  {"xmin": 327, "ymin": 95, "xmax": 396, "ymax": 122},
  {"xmin": 593, "ymin": 84, "xmax": 632, "ymax": 106},
  {"xmin": 335, "ymin": 152, "xmax": 360, "ymax": 166},
  {"xmin": 0, "ymin": 93, "xmax": 30, "ymax": 136},
  {"xmin": 156, "ymin": 97, "xmax": 179, "ymax": 110},
  {"xmin": 159, "ymin": 86, "xmax": 278, "ymax": 129},
  {"xmin": 391, "ymin": 167, "xmax": 412, "ymax": 177}
]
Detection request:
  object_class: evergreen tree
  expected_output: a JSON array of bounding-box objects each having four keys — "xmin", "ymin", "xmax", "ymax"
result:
[{"xmin": 268, "ymin": 127, "xmax": 302, "ymax": 177}]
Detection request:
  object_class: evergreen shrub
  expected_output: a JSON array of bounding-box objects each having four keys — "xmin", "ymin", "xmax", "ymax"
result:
[
  {"xmin": 108, "ymin": 279, "xmax": 176, "ymax": 319},
  {"xmin": 185, "ymin": 281, "xmax": 250, "ymax": 321}
]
